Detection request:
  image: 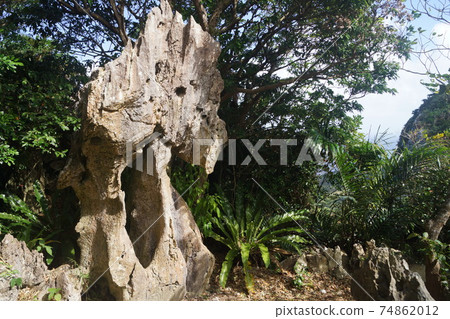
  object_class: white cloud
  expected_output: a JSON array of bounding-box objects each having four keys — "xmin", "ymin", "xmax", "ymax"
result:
[{"xmin": 432, "ymin": 23, "xmax": 450, "ymax": 48}]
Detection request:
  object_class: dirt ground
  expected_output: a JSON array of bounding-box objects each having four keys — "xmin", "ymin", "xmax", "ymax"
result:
[{"xmin": 185, "ymin": 260, "xmax": 353, "ymax": 301}]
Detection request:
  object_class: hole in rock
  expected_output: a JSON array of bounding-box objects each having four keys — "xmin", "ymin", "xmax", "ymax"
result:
[
  {"xmin": 155, "ymin": 62, "xmax": 162, "ymax": 75},
  {"xmin": 82, "ymin": 277, "xmax": 116, "ymax": 301},
  {"xmin": 121, "ymin": 156, "xmax": 165, "ymax": 268},
  {"xmin": 90, "ymin": 137, "xmax": 102, "ymax": 145},
  {"xmin": 49, "ymin": 186, "xmax": 81, "ymax": 268},
  {"xmin": 175, "ymin": 86, "xmax": 187, "ymax": 97}
]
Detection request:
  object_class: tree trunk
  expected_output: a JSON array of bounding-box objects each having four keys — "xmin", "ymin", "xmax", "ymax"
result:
[{"xmin": 424, "ymin": 190, "xmax": 450, "ymax": 300}]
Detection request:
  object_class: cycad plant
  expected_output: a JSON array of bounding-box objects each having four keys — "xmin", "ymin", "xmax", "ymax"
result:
[
  {"xmin": 208, "ymin": 190, "xmax": 308, "ymax": 292},
  {"xmin": 314, "ymin": 132, "xmax": 449, "ymax": 249},
  {"xmin": 314, "ymin": 131, "xmax": 449, "ymax": 299}
]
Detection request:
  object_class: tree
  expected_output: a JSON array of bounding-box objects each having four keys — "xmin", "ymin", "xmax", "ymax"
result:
[
  {"xmin": 424, "ymin": 184, "xmax": 449, "ymax": 300},
  {"xmin": 11, "ymin": 1, "xmax": 412, "ymax": 122},
  {"xmin": 0, "ymin": 34, "xmax": 86, "ymax": 174},
  {"xmin": 0, "ymin": 5, "xmax": 87, "ymax": 265},
  {"xmin": 2, "ymin": 0, "xmax": 417, "ymax": 229},
  {"xmin": 409, "ymin": 0, "xmax": 450, "ymax": 23},
  {"xmin": 403, "ymin": 1, "xmax": 450, "ymax": 75},
  {"xmin": 1, "ymin": 1, "xmax": 87, "ymax": 172}
]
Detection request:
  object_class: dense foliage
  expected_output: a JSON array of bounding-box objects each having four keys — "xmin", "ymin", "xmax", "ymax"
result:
[
  {"xmin": 0, "ymin": 8, "xmax": 86, "ymax": 265},
  {"xmin": 312, "ymin": 133, "xmax": 449, "ymax": 250},
  {"xmin": 1, "ymin": 0, "xmax": 449, "ymax": 300},
  {"xmin": 0, "ymin": 35, "xmax": 85, "ymax": 167},
  {"xmin": 0, "ymin": 181, "xmax": 59, "ymax": 264},
  {"xmin": 171, "ymin": 166, "xmax": 309, "ymax": 292},
  {"xmin": 2, "ymin": 0, "xmax": 415, "ymax": 204}
]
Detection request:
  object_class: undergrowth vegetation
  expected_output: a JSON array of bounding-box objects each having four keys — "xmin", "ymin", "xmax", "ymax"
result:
[{"xmin": 0, "ymin": 181, "xmax": 60, "ymax": 265}]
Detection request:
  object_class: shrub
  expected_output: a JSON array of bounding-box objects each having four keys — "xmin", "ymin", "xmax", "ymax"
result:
[
  {"xmin": 0, "ymin": 181, "xmax": 60, "ymax": 265},
  {"xmin": 209, "ymin": 190, "xmax": 308, "ymax": 292}
]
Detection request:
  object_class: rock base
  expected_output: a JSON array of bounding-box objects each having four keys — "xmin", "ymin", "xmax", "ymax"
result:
[{"xmin": 0, "ymin": 234, "xmax": 82, "ymax": 301}]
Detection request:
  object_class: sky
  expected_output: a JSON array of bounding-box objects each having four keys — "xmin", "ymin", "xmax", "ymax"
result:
[{"xmin": 358, "ymin": 1, "xmax": 450, "ymax": 147}]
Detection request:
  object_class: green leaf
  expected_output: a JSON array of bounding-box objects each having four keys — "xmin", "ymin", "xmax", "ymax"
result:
[
  {"xmin": 10, "ymin": 277, "xmax": 22, "ymax": 288},
  {"xmin": 407, "ymin": 233, "xmax": 419, "ymax": 240},
  {"xmin": 219, "ymin": 249, "xmax": 239, "ymax": 288},
  {"xmin": 240, "ymin": 243, "xmax": 254, "ymax": 293},
  {"xmin": 258, "ymin": 243, "xmax": 270, "ymax": 268},
  {"xmin": 47, "ymin": 287, "xmax": 61, "ymax": 301},
  {"xmin": 0, "ymin": 212, "xmax": 32, "ymax": 225},
  {"xmin": 45, "ymin": 245, "xmax": 53, "ymax": 256}
]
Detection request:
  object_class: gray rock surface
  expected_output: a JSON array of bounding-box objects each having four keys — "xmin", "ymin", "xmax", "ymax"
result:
[
  {"xmin": 410, "ymin": 263, "xmax": 426, "ymax": 282},
  {"xmin": 285, "ymin": 246, "xmax": 350, "ymax": 279},
  {"xmin": 351, "ymin": 241, "xmax": 434, "ymax": 301},
  {"xmin": 58, "ymin": 0, "xmax": 226, "ymax": 300},
  {"xmin": 0, "ymin": 269, "xmax": 19, "ymax": 301},
  {"xmin": 0, "ymin": 234, "xmax": 82, "ymax": 301},
  {"xmin": 323, "ymin": 246, "xmax": 349, "ymax": 279},
  {"xmin": 0, "ymin": 234, "xmax": 47, "ymax": 287}
]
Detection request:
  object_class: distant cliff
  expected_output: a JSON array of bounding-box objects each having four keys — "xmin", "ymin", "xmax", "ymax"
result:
[{"xmin": 398, "ymin": 84, "xmax": 449, "ymax": 149}]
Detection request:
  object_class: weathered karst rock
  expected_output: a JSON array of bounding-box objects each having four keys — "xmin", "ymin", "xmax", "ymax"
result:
[
  {"xmin": 58, "ymin": 0, "xmax": 227, "ymax": 300},
  {"xmin": 351, "ymin": 241, "xmax": 434, "ymax": 301},
  {"xmin": 281, "ymin": 246, "xmax": 350, "ymax": 280},
  {"xmin": 0, "ymin": 234, "xmax": 82, "ymax": 301}
]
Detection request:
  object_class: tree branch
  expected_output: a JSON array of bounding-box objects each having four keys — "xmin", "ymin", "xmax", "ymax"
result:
[
  {"xmin": 109, "ymin": 0, "xmax": 129, "ymax": 46},
  {"xmin": 222, "ymin": 77, "xmax": 298, "ymax": 101},
  {"xmin": 192, "ymin": 0, "xmax": 209, "ymax": 31},
  {"xmin": 208, "ymin": 0, "xmax": 233, "ymax": 32},
  {"xmin": 57, "ymin": 0, "xmax": 124, "ymax": 45}
]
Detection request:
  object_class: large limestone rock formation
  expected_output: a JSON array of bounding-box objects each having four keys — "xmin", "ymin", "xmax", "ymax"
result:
[{"xmin": 58, "ymin": 0, "xmax": 226, "ymax": 300}]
